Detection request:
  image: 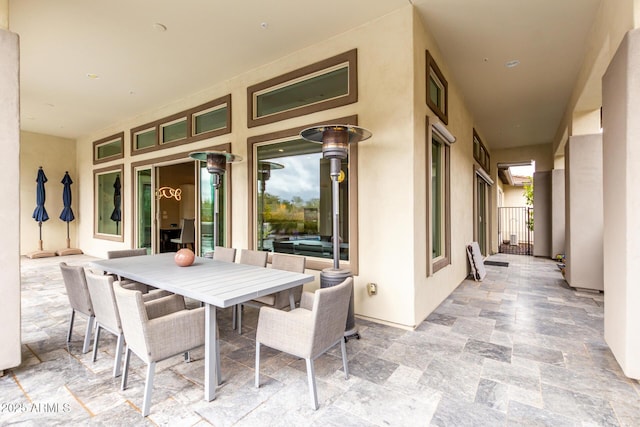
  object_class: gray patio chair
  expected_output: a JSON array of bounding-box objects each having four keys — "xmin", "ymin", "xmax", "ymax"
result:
[
  {"xmin": 171, "ymin": 218, "xmax": 195, "ymax": 250},
  {"xmin": 106, "ymin": 248, "xmax": 155, "ymax": 292},
  {"xmin": 59, "ymin": 262, "xmax": 95, "ymax": 354},
  {"xmin": 255, "ymin": 277, "xmax": 352, "ymax": 409},
  {"xmin": 85, "ymin": 272, "xmax": 175, "ymax": 377},
  {"xmin": 213, "ymin": 246, "xmax": 236, "ymax": 263},
  {"xmin": 237, "ymin": 253, "xmax": 305, "ymax": 334},
  {"xmin": 233, "ymin": 249, "xmax": 268, "ymax": 331},
  {"xmin": 114, "ymin": 282, "xmax": 208, "ymax": 417}
]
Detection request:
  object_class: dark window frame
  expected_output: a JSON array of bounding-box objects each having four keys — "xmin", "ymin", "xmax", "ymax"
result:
[
  {"xmin": 93, "ymin": 132, "xmax": 124, "ymax": 164},
  {"xmin": 426, "ymin": 50, "xmax": 449, "ymax": 125},
  {"xmin": 247, "ymin": 49, "xmax": 358, "ymax": 128},
  {"xmin": 130, "ymin": 94, "xmax": 231, "ymax": 155},
  {"xmin": 246, "ymin": 115, "xmax": 360, "ymax": 274}
]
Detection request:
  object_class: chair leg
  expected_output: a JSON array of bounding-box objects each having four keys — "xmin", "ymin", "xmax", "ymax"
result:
[
  {"xmin": 92, "ymin": 325, "xmax": 101, "ymax": 362},
  {"xmin": 113, "ymin": 333, "xmax": 125, "ymax": 377},
  {"xmin": 305, "ymin": 358, "xmax": 319, "ymax": 410},
  {"xmin": 184, "ymin": 352, "xmax": 191, "ymax": 362},
  {"xmin": 82, "ymin": 315, "xmax": 94, "ymax": 354},
  {"xmin": 67, "ymin": 310, "xmax": 75, "ymax": 343},
  {"xmin": 142, "ymin": 362, "xmax": 156, "ymax": 417},
  {"xmin": 340, "ymin": 338, "xmax": 349, "ymax": 379},
  {"xmin": 121, "ymin": 346, "xmax": 131, "ymax": 391},
  {"xmin": 255, "ymin": 341, "xmax": 260, "ymax": 388}
]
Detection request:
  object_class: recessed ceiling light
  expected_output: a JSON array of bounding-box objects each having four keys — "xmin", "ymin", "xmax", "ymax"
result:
[
  {"xmin": 153, "ymin": 23, "xmax": 167, "ymax": 32},
  {"xmin": 86, "ymin": 73, "xmax": 100, "ymax": 79},
  {"xmin": 260, "ymin": 22, "xmax": 268, "ymax": 29},
  {"xmin": 505, "ymin": 60, "xmax": 520, "ymax": 68}
]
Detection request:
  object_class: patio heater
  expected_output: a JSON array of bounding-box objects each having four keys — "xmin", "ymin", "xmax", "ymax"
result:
[
  {"xmin": 257, "ymin": 161, "xmax": 284, "ymax": 251},
  {"xmin": 300, "ymin": 124, "xmax": 372, "ymax": 340},
  {"xmin": 189, "ymin": 151, "xmax": 242, "ymax": 251}
]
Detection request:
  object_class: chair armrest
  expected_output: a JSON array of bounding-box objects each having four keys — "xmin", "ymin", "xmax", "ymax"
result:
[
  {"xmin": 300, "ymin": 291, "xmax": 315, "ymax": 311},
  {"xmin": 146, "ymin": 307, "xmax": 205, "ymax": 362},
  {"xmin": 142, "ymin": 289, "xmax": 173, "ymax": 302},
  {"xmin": 143, "ymin": 294, "xmax": 186, "ymax": 319},
  {"xmin": 256, "ymin": 307, "xmax": 313, "ymax": 358},
  {"xmin": 120, "ymin": 280, "xmax": 150, "ymax": 294}
]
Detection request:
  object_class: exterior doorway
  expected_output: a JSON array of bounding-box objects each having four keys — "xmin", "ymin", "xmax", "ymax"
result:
[{"xmin": 498, "ymin": 206, "xmax": 533, "ymax": 255}]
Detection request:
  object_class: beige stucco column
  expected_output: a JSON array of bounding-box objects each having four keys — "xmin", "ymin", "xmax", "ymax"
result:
[
  {"xmin": 602, "ymin": 28, "xmax": 640, "ymax": 379},
  {"xmin": 0, "ymin": 23, "xmax": 22, "ymax": 372},
  {"xmin": 0, "ymin": 0, "xmax": 8, "ymax": 29}
]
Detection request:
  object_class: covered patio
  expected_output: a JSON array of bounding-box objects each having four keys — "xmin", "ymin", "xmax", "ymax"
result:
[{"xmin": 2, "ymin": 253, "xmax": 637, "ymax": 425}]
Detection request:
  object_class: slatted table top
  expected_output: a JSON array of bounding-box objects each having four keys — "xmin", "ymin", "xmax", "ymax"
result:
[{"xmin": 90, "ymin": 252, "xmax": 314, "ymax": 308}]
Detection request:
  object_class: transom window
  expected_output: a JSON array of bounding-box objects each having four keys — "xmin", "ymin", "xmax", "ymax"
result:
[
  {"xmin": 93, "ymin": 132, "xmax": 124, "ymax": 164},
  {"xmin": 426, "ymin": 50, "xmax": 449, "ymax": 125},
  {"xmin": 247, "ymin": 49, "xmax": 357, "ymax": 128}
]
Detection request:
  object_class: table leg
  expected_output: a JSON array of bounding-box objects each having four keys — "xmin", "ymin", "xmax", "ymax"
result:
[{"xmin": 204, "ymin": 304, "xmax": 218, "ymax": 401}]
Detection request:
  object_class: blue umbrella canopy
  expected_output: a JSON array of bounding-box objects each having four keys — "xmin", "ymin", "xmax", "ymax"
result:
[
  {"xmin": 59, "ymin": 171, "xmax": 75, "ymax": 222},
  {"xmin": 32, "ymin": 167, "xmax": 49, "ymax": 223},
  {"xmin": 110, "ymin": 175, "xmax": 121, "ymax": 234}
]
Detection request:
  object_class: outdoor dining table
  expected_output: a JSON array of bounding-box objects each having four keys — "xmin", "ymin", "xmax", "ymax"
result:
[{"xmin": 89, "ymin": 252, "xmax": 314, "ymax": 401}]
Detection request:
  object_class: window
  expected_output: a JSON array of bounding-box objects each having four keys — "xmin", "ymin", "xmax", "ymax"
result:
[
  {"xmin": 193, "ymin": 104, "xmax": 228, "ymax": 135},
  {"xmin": 426, "ymin": 50, "xmax": 448, "ymax": 125},
  {"xmin": 160, "ymin": 117, "xmax": 187, "ymax": 144},
  {"xmin": 247, "ymin": 49, "xmax": 357, "ymax": 128},
  {"xmin": 429, "ymin": 119, "xmax": 451, "ymax": 273},
  {"xmin": 93, "ymin": 132, "xmax": 124, "ymax": 164},
  {"xmin": 131, "ymin": 95, "xmax": 231, "ymax": 154},
  {"xmin": 473, "ymin": 129, "xmax": 490, "ymax": 173},
  {"xmin": 133, "ymin": 127, "xmax": 157, "ymax": 152},
  {"xmin": 94, "ymin": 165, "xmax": 124, "ymax": 241},
  {"xmin": 247, "ymin": 116, "xmax": 360, "ymax": 273}
]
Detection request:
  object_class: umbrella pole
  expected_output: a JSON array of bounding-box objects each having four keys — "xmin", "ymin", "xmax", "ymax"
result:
[
  {"xmin": 66, "ymin": 221, "xmax": 71, "ymax": 248},
  {"xmin": 38, "ymin": 221, "xmax": 43, "ymax": 251}
]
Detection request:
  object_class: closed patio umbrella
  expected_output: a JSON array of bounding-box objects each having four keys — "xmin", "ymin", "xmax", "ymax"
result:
[
  {"xmin": 110, "ymin": 174, "xmax": 121, "ymax": 234},
  {"xmin": 27, "ymin": 167, "xmax": 56, "ymax": 258},
  {"xmin": 56, "ymin": 171, "xmax": 83, "ymax": 256}
]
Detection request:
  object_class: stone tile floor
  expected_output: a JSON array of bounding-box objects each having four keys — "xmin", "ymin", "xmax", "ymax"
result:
[{"xmin": 1, "ymin": 253, "xmax": 639, "ymax": 426}]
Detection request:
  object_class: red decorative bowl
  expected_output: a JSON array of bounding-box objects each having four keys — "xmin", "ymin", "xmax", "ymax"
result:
[{"xmin": 174, "ymin": 248, "xmax": 195, "ymax": 267}]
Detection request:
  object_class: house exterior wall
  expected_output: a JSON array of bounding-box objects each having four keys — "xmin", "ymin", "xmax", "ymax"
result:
[
  {"xmin": 0, "ymin": 28, "xmax": 21, "ymax": 371},
  {"xmin": 20, "ymin": 131, "xmax": 77, "ymax": 255},
  {"xmin": 602, "ymin": 28, "xmax": 640, "ymax": 379},
  {"xmin": 502, "ymin": 186, "xmax": 527, "ymax": 208},
  {"xmin": 70, "ymin": 6, "xmax": 479, "ymax": 328}
]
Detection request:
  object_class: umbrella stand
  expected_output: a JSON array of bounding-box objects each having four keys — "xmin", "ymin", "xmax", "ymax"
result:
[{"xmin": 56, "ymin": 220, "xmax": 83, "ymax": 256}]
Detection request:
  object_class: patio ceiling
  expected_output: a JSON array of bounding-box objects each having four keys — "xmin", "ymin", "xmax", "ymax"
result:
[{"xmin": 9, "ymin": 0, "xmax": 601, "ymax": 150}]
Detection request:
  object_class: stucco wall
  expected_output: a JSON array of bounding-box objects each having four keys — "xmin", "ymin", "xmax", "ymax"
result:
[
  {"xmin": 72, "ymin": 6, "xmax": 481, "ymax": 328},
  {"xmin": 0, "ymin": 28, "xmax": 21, "ymax": 371},
  {"xmin": 602, "ymin": 28, "xmax": 640, "ymax": 379},
  {"xmin": 412, "ymin": 9, "xmax": 476, "ymax": 323},
  {"xmin": 20, "ymin": 131, "xmax": 77, "ymax": 255},
  {"xmin": 564, "ymin": 134, "xmax": 603, "ymax": 290}
]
